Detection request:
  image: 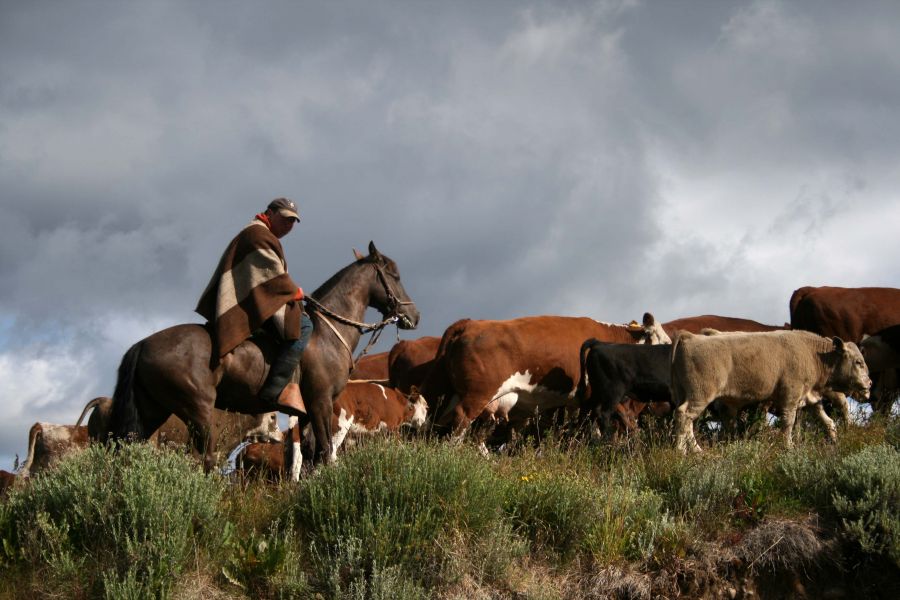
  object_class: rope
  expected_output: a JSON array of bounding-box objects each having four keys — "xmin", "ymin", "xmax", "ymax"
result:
[{"xmin": 303, "ymin": 295, "xmax": 399, "ymax": 332}]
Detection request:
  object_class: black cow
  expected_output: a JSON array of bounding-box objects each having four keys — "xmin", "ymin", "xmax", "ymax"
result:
[{"xmin": 576, "ymin": 339, "xmax": 673, "ymax": 438}]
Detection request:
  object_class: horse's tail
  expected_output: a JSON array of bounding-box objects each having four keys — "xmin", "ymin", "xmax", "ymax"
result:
[
  {"xmin": 109, "ymin": 341, "xmax": 146, "ymax": 442},
  {"xmin": 576, "ymin": 338, "xmax": 599, "ymax": 407}
]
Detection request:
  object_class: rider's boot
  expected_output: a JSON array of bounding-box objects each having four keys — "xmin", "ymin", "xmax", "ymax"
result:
[{"xmin": 259, "ymin": 340, "xmax": 306, "ymax": 413}]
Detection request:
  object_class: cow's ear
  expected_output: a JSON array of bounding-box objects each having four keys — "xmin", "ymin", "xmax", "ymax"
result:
[
  {"xmin": 353, "ymin": 248, "xmax": 365, "ymax": 261},
  {"xmin": 643, "ymin": 312, "xmax": 656, "ymax": 326},
  {"xmin": 861, "ymin": 333, "xmax": 871, "ymax": 342},
  {"xmin": 832, "ymin": 336, "xmax": 845, "ymax": 352}
]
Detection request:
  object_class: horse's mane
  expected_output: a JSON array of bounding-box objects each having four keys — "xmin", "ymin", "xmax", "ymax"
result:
[{"xmin": 310, "ymin": 255, "xmax": 378, "ymax": 300}]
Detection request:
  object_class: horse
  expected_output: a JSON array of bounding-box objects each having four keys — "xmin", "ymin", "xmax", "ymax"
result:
[{"xmin": 108, "ymin": 241, "xmax": 420, "ymax": 471}]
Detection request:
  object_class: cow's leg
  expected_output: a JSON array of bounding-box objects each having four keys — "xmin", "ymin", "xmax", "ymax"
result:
[
  {"xmin": 779, "ymin": 399, "xmax": 800, "ymax": 449},
  {"xmin": 808, "ymin": 402, "xmax": 837, "ymax": 442},
  {"xmin": 719, "ymin": 402, "xmax": 740, "ymax": 440},
  {"xmin": 330, "ymin": 408, "xmax": 354, "ymax": 462},
  {"xmin": 675, "ymin": 397, "xmax": 710, "ymax": 453},
  {"xmin": 287, "ymin": 416, "xmax": 303, "ymax": 482},
  {"xmin": 598, "ymin": 383, "xmax": 627, "ymax": 441}
]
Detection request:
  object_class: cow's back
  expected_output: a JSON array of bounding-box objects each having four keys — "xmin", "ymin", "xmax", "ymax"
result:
[
  {"xmin": 789, "ymin": 286, "xmax": 900, "ymax": 342},
  {"xmin": 664, "ymin": 315, "xmax": 784, "ymax": 336},
  {"xmin": 388, "ymin": 336, "xmax": 441, "ymax": 393},
  {"xmin": 350, "ymin": 351, "xmax": 389, "ymax": 381}
]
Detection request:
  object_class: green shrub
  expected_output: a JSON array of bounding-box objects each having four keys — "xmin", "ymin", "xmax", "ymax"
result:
[
  {"xmin": 830, "ymin": 444, "xmax": 900, "ymax": 565},
  {"xmin": 0, "ymin": 443, "xmax": 226, "ymax": 599},
  {"xmin": 292, "ymin": 438, "xmax": 508, "ymax": 589}
]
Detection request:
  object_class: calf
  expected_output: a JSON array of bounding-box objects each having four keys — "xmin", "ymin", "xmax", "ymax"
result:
[
  {"xmin": 672, "ymin": 330, "xmax": 871, "ymax": 453},
  {"xmin": 577, "ymin": 339, "xmax": 673, "ymax": 439},
  {"xmin": 18, "ymin": 422, "xmax": 91, "ymax": 477}
]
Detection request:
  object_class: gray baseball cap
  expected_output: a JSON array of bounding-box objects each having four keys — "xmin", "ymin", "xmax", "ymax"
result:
[{"xmin": 267, "ymin": 198, "xmax": 300, "ymax": 222}]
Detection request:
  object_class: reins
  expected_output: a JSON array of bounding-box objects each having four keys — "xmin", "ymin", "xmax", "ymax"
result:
[{"xmin": 302, "ymin": 261, "xmax": 409, "ymax": 373}]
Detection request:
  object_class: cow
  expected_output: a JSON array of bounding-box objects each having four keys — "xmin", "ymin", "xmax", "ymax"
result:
[
  {"xmin": 789, "ymin": 286, "xmax": 900, "ymax": 342},
  {"xmin": 388, "ymin": 335, "xmax": 441, "ymax": 395},
  {"xmin": 860, "ymin": 324, "xmax": 900, "ymax": 372},
  {"xmin": 859, "ymin": 324, "xmax": 900, "ymax": 415},
  {"xmin": 576, "ymin": 339, "xmax": 673, "ymax": 440},
  {"xmin": 419, "ymin": 312, "xmax": 671, "ymax": 446},
  {"xmin": 1, "ymin": 469, "xmax": 18, "ymax": 497},
  {"xmin": 671, "ymin": 330, "xmax": 871, "ymax": 453},
  {"xmin": 239, "ymin": 383, "xmax": 427, "ymax": 480},
  {"xmin": 302, "ymin": 381, "xmax": 428, "ymax": 465},
  {"xmin": 790, "ymin": 286, "xmax": 900, "ymax": 415},
  {"xmin": 18, "ymin": 422, "xmax": 91, "ymax": 477},
  {"xmin": 235, "ymin": 421, "xmax": 301, "ymax": 482},
  {"xmin": 349, "ymin": 351, "xmax": 390, "ymax": 382}
]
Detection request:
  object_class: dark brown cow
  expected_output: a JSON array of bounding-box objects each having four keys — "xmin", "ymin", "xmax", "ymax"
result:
[
  {"xmin": 388, "ymin": 335, "xmax": 441, "ymax": 394},
  {"xmin": 789, "ymin": 286, "xmax": 900, "ymax": 342},
  {"xmin": 349, "ymin": 351, "xmax": 390, "ymax": 381},
  {"xmin": 790, "ymin": 286, "xmax": 900, "ymax": 414},
  {"xmin": 663, "ymin": 314, "xmax": 785, "ymax": 337},
  {"xmin": 18, "ymin": 423, "xmax": 91, "ymax": 477},
  {"xmin": 420, "ymin": 313, "xmax": 671, "ymax": 444}
]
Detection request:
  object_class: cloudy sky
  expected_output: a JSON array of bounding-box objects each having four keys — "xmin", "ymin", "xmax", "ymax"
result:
[{"xmin": 2, "ymin": 0, "xmax": 899, "ymax": 468}]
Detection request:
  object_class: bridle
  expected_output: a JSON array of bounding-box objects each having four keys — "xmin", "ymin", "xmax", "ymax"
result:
[{"xmin": 303, "ymin": 260, "xmax": 415, "ymax": 372}]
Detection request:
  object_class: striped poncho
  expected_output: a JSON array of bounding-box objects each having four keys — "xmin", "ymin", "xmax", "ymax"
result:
[{"xmin": 196, "ymin": 217, "xmax": 302, "ymax": 357}]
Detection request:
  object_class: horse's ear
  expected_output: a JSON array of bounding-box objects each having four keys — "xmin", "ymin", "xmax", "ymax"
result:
[
  {"xmin": 353, "ymin": 248, "xmax": 365, "ymax": 261},
  {"xmin": 368, "ymin": 241, "xmax": 382, "ymax": 260}
]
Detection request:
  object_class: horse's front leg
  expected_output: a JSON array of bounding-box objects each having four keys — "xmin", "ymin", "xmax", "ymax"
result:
[{"xmin": 307, "ymin": 393, "xmax": 335, "ymax": 466}]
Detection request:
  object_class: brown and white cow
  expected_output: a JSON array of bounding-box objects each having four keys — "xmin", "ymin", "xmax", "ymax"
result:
[
  {"xmin": 18, "ymin": 422, "xmax": 91, "ymax": 477},
  {"xmin": 304, "ymin": 381, "xmax": 428, "ymax": 464},
  {"xmin": 240, "ymin": 383, "xmax": 427, "ymax": 480},
  {"xmin": 672, "ymin": 330, "xmax": 871, "ymax": 453},
  {"xmin": 420, "ymin": 313, "xmax": 671, "ymax": 444},
  {"xmin": 388, "ymin": 335, "xmax": 441, "ymax": 394}
]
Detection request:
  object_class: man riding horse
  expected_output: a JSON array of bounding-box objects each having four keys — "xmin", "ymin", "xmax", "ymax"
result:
[{"xmin": 195, "ymin": 198, "xmax": 312, "ymax": 414}]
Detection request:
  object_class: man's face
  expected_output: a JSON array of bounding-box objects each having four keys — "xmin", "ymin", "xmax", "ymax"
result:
[{"xmin": 269, "ymin": 211, "xmax": 297, "ymax": 238}]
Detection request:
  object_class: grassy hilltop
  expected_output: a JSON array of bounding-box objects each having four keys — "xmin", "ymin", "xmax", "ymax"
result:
[{"xmin": 1, "ymin": 416, "xmax": 898, "ymax": 599}]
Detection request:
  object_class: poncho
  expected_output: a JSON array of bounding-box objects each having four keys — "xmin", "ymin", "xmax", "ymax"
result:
[{"xmin": 196, "ymin": 218, "xmax": 302, "ymax": 357}]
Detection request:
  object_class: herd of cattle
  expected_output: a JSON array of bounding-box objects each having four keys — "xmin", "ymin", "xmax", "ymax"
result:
[{"xmin": 3, "ymin": 285, "xmax": 900, "ymax": 493}]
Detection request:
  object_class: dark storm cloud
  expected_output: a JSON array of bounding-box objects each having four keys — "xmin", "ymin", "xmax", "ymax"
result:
[{"xmin": 2, "ymin": 1, "xmax": 900, "ymax": 466}]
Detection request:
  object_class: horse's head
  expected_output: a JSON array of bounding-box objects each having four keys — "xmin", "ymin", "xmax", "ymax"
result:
[{"xmin": 355, "ymin": 241, "xmax": 420, "ymax": 330}]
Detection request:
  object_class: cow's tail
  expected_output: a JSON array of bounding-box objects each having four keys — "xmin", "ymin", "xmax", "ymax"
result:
[
  {"xmin": 576, "ymin": 338, "xmax": 599, "ymax": 407},
  {"xmin": 108, "ymin": 341, "xmax": 146, "ymax": 442},
  {"xmin": 74, "ymin": 396, "xmax": 104, "ymax": 427},
  {"xmin": 17, "ymin": 423, "xmax": 41, "ymax": 477}
]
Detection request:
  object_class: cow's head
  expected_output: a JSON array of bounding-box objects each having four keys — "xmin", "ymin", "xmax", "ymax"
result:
[
  {"xmin": 405, "ymin": 388, "xmax": 429, "ymax": 429},
  {"xmin": 633, "ymin": 312, "xmax": 672, "ymax": 345},
  {"xmin": 243, "ymin": 412, "xmax": 284, "ymax": 444},
  {"xmin": 828, "ymin": 337, "xmax": 872, "ymax": 400},
  {"xmin": 859, "ymin": 334, "xmax": 897, "ymax": 374}
]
